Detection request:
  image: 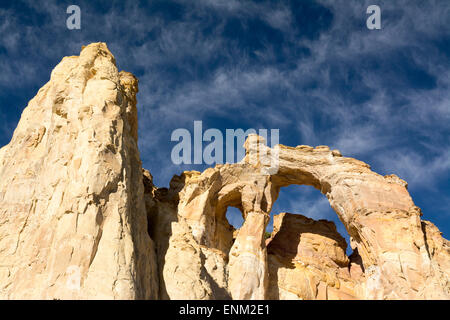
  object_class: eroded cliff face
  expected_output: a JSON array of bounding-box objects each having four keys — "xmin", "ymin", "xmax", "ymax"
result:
[
  {"xmin": 0, "ymin": 43, "xmax": 448, "ymax": 300},
  {"xmin": 0, "ymin": 43, "xmax": 158, "ymax": 299}
]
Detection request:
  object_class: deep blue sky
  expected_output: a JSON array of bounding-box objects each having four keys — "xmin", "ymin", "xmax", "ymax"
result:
[{"xmin": 0, "ymin": 1, "xmax": 449, "ymax": 246}]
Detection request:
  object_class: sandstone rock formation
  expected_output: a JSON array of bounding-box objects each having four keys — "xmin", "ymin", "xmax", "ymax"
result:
[
  {"xmin": 147, "ymin": 135, "xmax": 450, "ymax": 300},
  {"xmin": 0, "ymin": 43, "xmax": 158, "ymax": 299},
  {"xmin": 0, "ymin": 43, "xmax": 448, "ymax": 300}
]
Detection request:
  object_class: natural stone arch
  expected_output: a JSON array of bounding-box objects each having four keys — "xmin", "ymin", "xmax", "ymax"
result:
[
  {"xmin": 154, "ymin": 134, "xmax": 448, "ymax": 300},
  {"xmin": 248, "ymin": 135, "xmax": 437, "ymax": 299}
]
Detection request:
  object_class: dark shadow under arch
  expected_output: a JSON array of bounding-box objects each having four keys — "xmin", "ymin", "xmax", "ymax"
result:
[{"xmin": 269, "ymin": 184, "xmax": 352, "ymax": 255}]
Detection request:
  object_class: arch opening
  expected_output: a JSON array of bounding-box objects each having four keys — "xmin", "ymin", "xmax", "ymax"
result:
[
  {"xmin": 226, "ymin": 206, "xmax": 244, "ymax": 231},
  {"xmin": 265, "ymin": 184, "xmax": 366, "ymax": 300},
  {"xmin": 212, "ymin": 203, "xmax": 246, "ymax": 256},
  {"xmin": 268, "ymin": 184, "xmax": 353, "ymax": 256}
]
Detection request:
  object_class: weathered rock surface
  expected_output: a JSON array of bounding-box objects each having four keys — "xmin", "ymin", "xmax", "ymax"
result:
[
  {"xmin": 0, "ymin": 43, "xmax": 158, "ymax": 299},
  {"xmin": 0, "ymin": 43, "xmax": 448, "ymax": 300}
]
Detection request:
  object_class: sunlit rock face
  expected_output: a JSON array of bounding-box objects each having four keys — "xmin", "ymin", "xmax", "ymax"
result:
[
  {"xmin": 0, "ymin": 43, "xmax": 448, "ymax": 300},
  {"xmin": 0, "ymin": 43, "xmax": 158, "ymax": 299}
]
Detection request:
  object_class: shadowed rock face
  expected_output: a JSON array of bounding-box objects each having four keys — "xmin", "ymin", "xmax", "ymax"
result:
[{"xmin": 0, "ymin": 43, "xmax": 448, "ymax": 300}]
